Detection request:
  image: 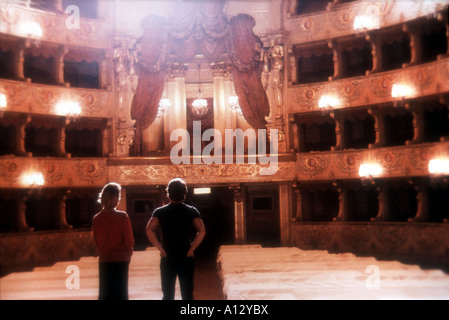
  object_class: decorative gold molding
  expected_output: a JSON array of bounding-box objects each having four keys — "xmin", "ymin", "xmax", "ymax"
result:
[
  {"xmin": 286, "ymin": 1, "xmax": 447, "ymax": 44},
  {"xmin": 0, "ymin": 4, "xmax": 113, "ymax": 50},
  {"xmin": 0, "ymin": 79, "xmax": 113, "ymax": 118},
  {"xmin": 1, "ymin": 141, "xmax": 447, "ymax": 189},
  {"xmin": 286, "ymin": 58, "xmax": 449, "ymax": 113}
]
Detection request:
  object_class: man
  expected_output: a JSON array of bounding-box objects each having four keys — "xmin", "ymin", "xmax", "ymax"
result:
[{"xmin": 146, "ymin": 178, "xmax": 206, "ymax": 300}]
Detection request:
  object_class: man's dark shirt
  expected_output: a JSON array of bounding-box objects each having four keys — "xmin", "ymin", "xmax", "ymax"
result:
[{"xmin": 152, "ymin": 203, "xmax": 201, "ymax": 258}]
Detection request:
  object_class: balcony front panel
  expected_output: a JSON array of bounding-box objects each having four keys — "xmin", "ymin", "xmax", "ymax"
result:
[
  {"xmin": 0, "ymin": 4, "xmax": 112, "ymax": 50},
  {"xmin": 0, "ymin": 79, "xmax": 113, "ymax": 118},
  {"xmin": 107, "ymin": 156, "xmax": 298, "ymax": 186},
  {"xmin": 0, "ymin": 157, "xmax": 108, "ymax": 189},
  {"xmin": 291, "ymin": 222, "xmax": 449, "ymax": 264},
  {"xmin": 286, "ymin": 58, "xmax": 449, "ymax": 113},
  {"xmin": 295, "ymin": 142, "xmax": 448, "ymax": 181},
  {"xmin": 286, "ymin": 0, "xmax": 449, "ymax": 45}
]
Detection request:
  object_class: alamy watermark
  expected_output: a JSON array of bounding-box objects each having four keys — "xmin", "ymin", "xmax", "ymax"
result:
[
  {"xmin": 169, "ymin": 121, "xmax": 279, "ymax": 175},
  {"xmin": 65, "ymin": 265, "xmax": 80, "ymax": 290},
  {"xmin": 65, "ymin": 5, "xmax": 80, "ymax": 30},
  {"xmin": 365, "ymin": 265, "xmax": 380, "ymax": 289}
]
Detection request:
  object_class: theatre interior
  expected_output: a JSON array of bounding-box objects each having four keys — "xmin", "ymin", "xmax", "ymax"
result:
[{"xmin": 1, "ymin": 0, "xmax": 449, "ymax": 300}]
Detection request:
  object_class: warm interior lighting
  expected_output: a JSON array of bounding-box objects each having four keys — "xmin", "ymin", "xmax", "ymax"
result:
[
  {"xmin": 359, "ymin": 163, "xmax": 383, "ymax": 178},
  {"xmin": 157, "ymin": 98, "xmax": 171, "ymax": 117},
  {"xmin": 353, "ymin": 5, "xmax": 380, "ymax": 31},
  {"xmin": 192, "ymin": 97, "xmax": 208, "ymax": 116},
  {"xmin": 353, "ymin": 15, "xmax": 379, "ymax": 31},
  {"xmin": 21, "ymin": 172, "xmax": 45, "ymax": 187},
  {"xmin": 54, "ymin": 100, "xmax": 82, "ymax": 117},
  {"xmin": 18, "ymin": 21, "xmax": 43, "ymax": 39},
  {"xmin": 428, "ymin": 158, "xmax": 449, "ymax": 175},
  {"xmin": 229, "ymin": 95, "xmax": 242, "ymax": 115},
  {"xmin": 318, "ymin": 95, "xmax": 340, "ymax": 110},
  {"xmin": 0, "ymin": 92, "xmax": 6, "ymax": 109},
  {"xmin": 191, "ymin": 64, "xmax": 208, "ymax": 116},
  {"xmin": 193, "ymin": 187, "xmax": 211, "ymax": 195},
  {"xmin": 391, "ymin": 84, "xmax": 415, "ymax": 99}
]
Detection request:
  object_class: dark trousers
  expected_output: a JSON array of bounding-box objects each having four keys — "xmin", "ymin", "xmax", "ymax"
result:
[
  {"xmin": 160, "ymin": 257, "xmax": 194, "ymax": 300},
  {"xmin": 99, "ymin": 261, "xmax": 129, "ymax": 300}
]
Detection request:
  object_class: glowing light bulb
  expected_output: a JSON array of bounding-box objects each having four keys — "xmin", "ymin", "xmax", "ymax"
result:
[
  {"xmin": 229, "ymin": 96, "xmax": 242, "ymax": 114},
  {"xmin": 391, "ymin": 84, "xmax": 415, "ymax": 99},
  {"xmin": 359, "ymin": 163, "xmax": 383, "ymax": 178},
  {"xmin": 318, "ymin": 95, "xmax": 340, "ymax": 110},
  {"xmin": 428, "ymin": 158, "xmax": 449, "ymax": 175},
  {"xmin": 21, "ymin": 172, "xmax": 45, "ymax": 187},
  {"xmin": 18, "ymin": 21, "xmax": 43, "ymax": 39},
  {"xmin": 0, "ymin": 92, "xmax": 6, "ymax": 109},
  {"xmin": 54, "ymin": 100, "xmax": 81, "ymax": 117}
]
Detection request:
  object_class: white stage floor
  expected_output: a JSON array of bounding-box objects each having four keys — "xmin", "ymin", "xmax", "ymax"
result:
[
  {"xmin": 217, "ymin": 245, "xmax": 449, "ymax": 300},
  {"xmin": 0, "ymin": 248, "xmax": 177, "ymax": 300},
  {"xmin": 2, "ymin": 245, "xmax": 449, "ymax": 300}
]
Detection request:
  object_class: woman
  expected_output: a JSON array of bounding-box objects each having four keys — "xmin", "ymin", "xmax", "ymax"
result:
[{"xmin": 92, "ymin": 182, "xmax": 134, "ymax": 300}]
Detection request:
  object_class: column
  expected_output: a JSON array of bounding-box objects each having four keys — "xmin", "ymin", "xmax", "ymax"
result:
[
  {"xmin": 16, "ymin": 195, "xmax": 33, "ymax": 232},
  {"xmin": 371, "ymin": 185, "xmax": 389, "ymax": 222},
  {"xmin": 409, "ymin": 182, "xmax": 429, "ymax": 222},
  {"xmin": 333, "ymin": 186, "xmax": 349, "ymax": 221},
  {"xmin": 403, "ymin": 23, "xmax": 422, "ymax": 66},
  {"xmin": 211, "ymin": 62, "xmax": 231, "ymax": 137},
  {"xmin": 232, "ymin": 185, "xmax": 246, "ymax": 244},
  {"xmin": 332, "ymin": 112, "xmax": 345, "ymax": 150},
  {"xmin": 287, "ymin": 46, "xmax": 297, "ymax": 85},
  {"xmin": 142, "ymin": 116, "xmax": 165, "ymax": 155},
  {"xmin": 328, "ymin": 39, "xmax": 342, "ymax": 80},
  {"xmin": 12, "ymin": 40, "xmax": 27, "ymax": 81},
  {"xmin": 368, "ymin": 107, "xmax": 385, "ymax": 148},
  {"xmin": 289, "ymin": 116, "xmax": 299, "ymax": 152},
  {"xmin": 405, "ymin": 103, "xmax": 424, "ymax": 145},
  {"xmin": 166, "ymin": 64, "xmax": 188, "ymax": 151},
  {"xmin": 365, "ymin": 32, "xmax": 382, "ymax": 74},
  {"xmin": 55, "ymin": 46, "xmax": 68, "ymax": 86},
  {"xmin": 102, "ymin": 119, "xmax": 112, "ymax": 157},
  {"xmin": 16, "ymin": 115, "xmax": 31, "ymax": 156},
  {"xmin": 292, "ymin": 184, "xmax": 303, "ymax": 222},
  {"xmin": 58, "ymin": 192, "xmax": 72, "ymax": 229},
  {"xmin": 279, "ymin": 182, "xmax": 292, "ymax": 246},
  {"xmin": 57, "ymin": 118, "xmax": 69, "ymax": 157}
]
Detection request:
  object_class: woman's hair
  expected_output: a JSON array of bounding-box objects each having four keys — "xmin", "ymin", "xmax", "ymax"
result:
[
  {"xmin": 98, "ymin": 182, "xmax": 121, "ymax": 209},
  {"xmin": 166, "ymin": 178, "xmax": 187, "ymax": 202}
]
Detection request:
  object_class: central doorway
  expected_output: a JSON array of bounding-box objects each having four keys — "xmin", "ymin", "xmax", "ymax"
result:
[{"xmin": 185, "ymin": 185, "xmax": 235, "ymax": 258}]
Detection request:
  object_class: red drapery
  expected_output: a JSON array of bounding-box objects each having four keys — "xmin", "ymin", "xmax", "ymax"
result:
[
  {"xmin": 130, "ymin": 15, "xmax": 169, "ymax": 156},
  {"xmin": 130, "ymin": 10, "xmax": 270, "ymax": 155},
  {"xmin": 228, "ymin": 14, "xmax": 270, "ymax": 130}
]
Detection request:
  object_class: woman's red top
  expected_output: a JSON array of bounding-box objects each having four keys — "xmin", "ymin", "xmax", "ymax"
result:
[{"xmin": 92, "ymin": 209, "xmax": 135, "ymax": 262}]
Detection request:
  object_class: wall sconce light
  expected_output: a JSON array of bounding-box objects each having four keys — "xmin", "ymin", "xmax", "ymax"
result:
[
  {"xmin": 318, "ymin": 95, "xmax": 340, "ymax": 116},
  {"xmin": 18, "ymin": 21, "xmax": 43, "ymax": 46},
  {"xmin": 428, "ymin": 158, "xmax": 449, "ymax": 175},
  {"xmin": 54, "ymin": 99, "xmax": 82, "ymax": 120},
  {"xmin": 359, "ymin": 163, "xmax": 383, "ymax": 185},
  {"xmin": 21, "ymin": 171, "xmax": 45, "ymax": 188},
  {"xmin": 229, "ymin": 95, "xmax": 242, "ymax": 115},
  {"xmin": 353, "ymin": 5, "xmax": 380, "ymax": 32},
  {"xmin": 391, "ymin": 84, "xmax": 415, "ymax": 107},
  {"xmin": 0, "ymin": 89, "xmax": 7, "ymax": 117}
]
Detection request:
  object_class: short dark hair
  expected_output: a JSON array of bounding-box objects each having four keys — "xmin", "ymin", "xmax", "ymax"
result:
[{"xmin": 166, "ymin": 178, "xmax": 187, "ymax": 202}]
